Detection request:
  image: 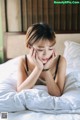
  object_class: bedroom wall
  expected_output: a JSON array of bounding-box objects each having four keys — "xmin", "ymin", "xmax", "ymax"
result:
[
  {"xmin": 4, "ymin": 33, "xmax": 80, "ymax": 60},
  {"xmin": 2, "ymin": 0, "xmax": 80, "ymax": 33},
  {"xmin": 0, "ymin": 1, "xmax": 4, "ymax": 63},
  {"xmin": 1, "ymin": 1, "xmax": 80, "ymax": 62}
]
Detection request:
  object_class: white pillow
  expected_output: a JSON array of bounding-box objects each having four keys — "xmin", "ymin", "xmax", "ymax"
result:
[
  {"xmin": 0, "ymin": 55, "xmax": 24, "ymax": 92},
  {"xmin": 63, "ymin": 41, "xmax": 80, "ymax": 71}
]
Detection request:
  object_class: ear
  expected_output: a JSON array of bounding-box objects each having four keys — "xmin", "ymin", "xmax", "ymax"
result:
[{"xmin": 28, "ymin": 44, "xmax": 32, "ymax": 49}]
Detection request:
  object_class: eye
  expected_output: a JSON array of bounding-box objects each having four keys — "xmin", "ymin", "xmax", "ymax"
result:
[
  {"xmin": 37, "ymin": 49, "xmax": 44, "ymax": 52},
  {"xmin": 49, "ymin": 49, "xmax": 53, "ymax": 50}
]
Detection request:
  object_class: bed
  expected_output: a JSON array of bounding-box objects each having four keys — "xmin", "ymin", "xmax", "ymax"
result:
[{"xmin": 0, "ymin": 32, "xmax": 80, "ymax": 120}]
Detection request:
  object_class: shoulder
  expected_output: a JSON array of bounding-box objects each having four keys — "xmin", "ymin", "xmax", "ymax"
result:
[
  {"xmin": 18, "ymin": 55, "xmax": 26, "ymax": 69},
  {"xmin": 60, "ymin": 55, "xmax": 66, "ymax": 63},
  {"xmin": 58, "ymin": 55, "xmax": 66, "ymax": 68}
]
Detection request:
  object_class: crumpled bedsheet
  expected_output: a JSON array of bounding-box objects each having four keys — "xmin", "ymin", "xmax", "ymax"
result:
[{"xmin": 0, "ymin": 71, "xmax": 80, "ymax": 114}]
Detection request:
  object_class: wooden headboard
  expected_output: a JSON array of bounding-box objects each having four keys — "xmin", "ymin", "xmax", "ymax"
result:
[{"xmin": 4, "ymin": 32, "xmax": 80, "ymax": 61}]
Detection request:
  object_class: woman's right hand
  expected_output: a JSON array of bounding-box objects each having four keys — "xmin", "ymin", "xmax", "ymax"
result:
[{"xmin": 31, "ymin": 47, "xmax": 43, "ymax": 70}]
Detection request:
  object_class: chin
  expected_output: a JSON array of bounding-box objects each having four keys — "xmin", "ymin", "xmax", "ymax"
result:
[{"xmin": 42, "ymin": 60, "xmax": 48, "ymax": 64}]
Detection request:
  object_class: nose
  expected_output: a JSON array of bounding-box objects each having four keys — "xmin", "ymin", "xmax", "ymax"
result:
[{"xmin": 43, "ymin": 50, "xmax": 47, "ymax": 56}]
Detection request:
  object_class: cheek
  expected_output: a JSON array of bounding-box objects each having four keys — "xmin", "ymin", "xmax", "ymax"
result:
[
  {"xmin": 48, "ymin": 50, "xmax": 53, "ymax": 56},
  {"xmin": 37, "ymin": 52, "xmax": 43, "ymax": 58}
]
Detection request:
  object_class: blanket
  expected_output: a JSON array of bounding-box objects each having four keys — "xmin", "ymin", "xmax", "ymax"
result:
[{"xmin": 0, "ymin": 70, "xmax": 80, "ymax": 114}]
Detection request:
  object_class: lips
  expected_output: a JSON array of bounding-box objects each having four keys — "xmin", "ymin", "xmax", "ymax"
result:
[{"xmin": 42, "ymin": 58, "xmax": 48, "ymax": 61}]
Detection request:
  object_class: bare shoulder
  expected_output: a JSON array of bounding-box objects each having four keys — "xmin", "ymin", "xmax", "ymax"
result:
[
  {"xmin": 59, "ymin": 55, "xmax": 66, "ymax": 68},
  {"xmin": 18, "ymin": 56, "xmax": 26, "ymax": 69},
  {"xmin": 60, "ymin": 55, "xmax": 66, "ymax": 63}
]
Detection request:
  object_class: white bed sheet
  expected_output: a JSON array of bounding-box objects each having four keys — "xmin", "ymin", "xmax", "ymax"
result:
[
  {"xmin": 0, "ymin": 56, "xmax": 80, "ymax": 120},
  {"xmin": 0, "ymin": 111, "xmax": 80, "ymax": 120}
]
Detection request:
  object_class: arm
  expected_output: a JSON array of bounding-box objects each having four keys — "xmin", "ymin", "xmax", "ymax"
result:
[
  {"xmin": 17, "ymin": 58, "xmax": 42, "ymax": 92},
  {"xmin": 17, "ymin": 48, "xmax": 43, "ymax": 92},
  {"xmin": 44, "ymin": 56, "xmax": 66, "ymax": 96},
  {"xmin": 44, "ymin": 71, "xmax": 61, "ymax": 96}
]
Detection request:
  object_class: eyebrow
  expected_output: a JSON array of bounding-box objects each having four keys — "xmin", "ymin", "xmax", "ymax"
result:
[{"xmin": 38, "ymin": 43, "xmax": 55, "ymax": 48}]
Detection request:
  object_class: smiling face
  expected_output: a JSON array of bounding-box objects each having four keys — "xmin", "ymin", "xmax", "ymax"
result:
[{"xmin": 32, "ymin": 39, "xmax": 56, "ymax": 64}]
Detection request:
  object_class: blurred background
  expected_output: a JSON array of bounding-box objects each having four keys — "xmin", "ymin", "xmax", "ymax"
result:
[{"xmin": 0, "ymin": 0, "xmax": 80, "ymax": 63}]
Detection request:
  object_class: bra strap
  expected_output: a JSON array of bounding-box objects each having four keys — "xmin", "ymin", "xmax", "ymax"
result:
[
  {"xmin": 54, "ymin": 55, "xmax": 61, "ymax": 80},
  {"xmin": 25, "ymin": 54, "xmax": 29, "ymax": 71}
]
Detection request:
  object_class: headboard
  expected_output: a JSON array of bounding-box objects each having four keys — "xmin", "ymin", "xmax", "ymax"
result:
[{"xmin": 4, "ymin": 32, "xmax": 80, "ymax": 61}]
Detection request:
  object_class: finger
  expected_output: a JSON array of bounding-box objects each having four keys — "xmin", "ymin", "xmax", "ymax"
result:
[
  {"xmin": 36, "ymin": 51, "xmax": 40, "ymax": 61},
  {"xmin": 52, "ymin": 50, "xmax": 55, "ymax": 55},
  {"xmin": 31, "ymin": 49, "xmax": 37, "ymax": 63},
  {"xmin": 48, "ymin": 53, "xmax": 55, "ymax": 61},
  {"xmin": 31, "ymin": 49, "xmax": 36, "ymax": 63},
  {"xmin": 35, "ymin": 52, "xmax": 41, "ymax": 66},
  {"xmin": 54, "ymin": 51, "xmax": 57, "ymax": 57},
  {"xmin": 31, "ymin": 47, "xmax": 34, "ymax": 56},
  {"xmin": 35, "ymin": 49, "xmax": 37, "ymax": 59},
  {"xmin": 54, "ymin": 52, "xmax": 56, "ymax": 57},
  {"xmin": 50, "ymin": 52, "xmax": 55, "ymax": 59},
  {"xmin": 52, "ymin": 52, "xmax": 55, "ymax": 58},
  {"xmin": 33, "ymin": 48, "xmax": 36, "ymax": 58},
  {"xmin": 52, "ymin": 49, "xmax": 57, "ymax": 57}
]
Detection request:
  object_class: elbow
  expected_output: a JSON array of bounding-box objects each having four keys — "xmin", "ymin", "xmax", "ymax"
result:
[
  {"xmin": 17, "ymin": 87, "xmax": 20, "ymax": 92},
  {"xmin": 54, "ymin": 92, "xmax": 62, "ymax": 97},
  {"xmin": 55, "ymin": 90, "xmax": 63, "ymax": 97},
  {"xmin": 56, "ymin": 92, "xmax": 62, "ymax": 97},
  {"xmin": 17, "ymin": 86, "xmax": 22, "ymax": 92},
  {"xmin": 55, "ymin": 87, "xmax": 63, "ymax": 97},
  {"xmin": 49, "ymin": 93, "xmax": 61, "ymax": 97},
  {"xmin": 49, "ymin": 90, "xmax": 62, "ymax": 97}
]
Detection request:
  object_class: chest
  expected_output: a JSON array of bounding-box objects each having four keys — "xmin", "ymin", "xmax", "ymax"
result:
[{"xmin": 36, "ymin": 68, "xmax": 58, "ymax": 85}]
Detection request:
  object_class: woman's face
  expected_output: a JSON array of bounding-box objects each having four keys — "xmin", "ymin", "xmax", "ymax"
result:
[{"xmin": 31, "ymin": 39, "xmax": 56, "ymax": 64}]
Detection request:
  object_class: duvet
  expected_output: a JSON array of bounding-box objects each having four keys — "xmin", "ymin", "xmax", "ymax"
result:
[{"xmin": 0, "ymin": 56, "xmax": 80, "ymax": 114}]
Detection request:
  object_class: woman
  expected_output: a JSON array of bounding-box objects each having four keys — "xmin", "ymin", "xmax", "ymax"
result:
[{"xmin": 17, "ymin": 23, "xmax": 66, "ymax": 96}]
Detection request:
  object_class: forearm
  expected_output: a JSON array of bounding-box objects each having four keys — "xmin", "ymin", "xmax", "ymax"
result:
[
  {"xmin": 17, "ymin": 67, "xmax": 42, "ymax": 91},
  {"xmin": 45, "ymin": 71, "xmax": 61, "ymax": 96}
]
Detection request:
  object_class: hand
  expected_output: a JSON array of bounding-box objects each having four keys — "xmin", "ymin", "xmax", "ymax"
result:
[
  {"xmin": 43, "ymin": 50, "xmax": 57, "ymax": 70},
  {"xmin": 31, "ymin": 47, "xmax": 43, "ymax": 70}
]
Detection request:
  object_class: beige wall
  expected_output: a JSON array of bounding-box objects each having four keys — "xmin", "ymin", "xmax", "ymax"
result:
[
  {"xmin": 0, "ymin": 0, "xmax": 4, "ymax": 63},
  {"xmin": 5, "ymin": 33, "xmax": 80, "ymax": 59}
]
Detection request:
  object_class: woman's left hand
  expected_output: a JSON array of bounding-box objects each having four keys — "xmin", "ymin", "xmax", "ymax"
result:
[{"xmin": 43, "ymin": 51, "xmax": 57, "ymax": 70}]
